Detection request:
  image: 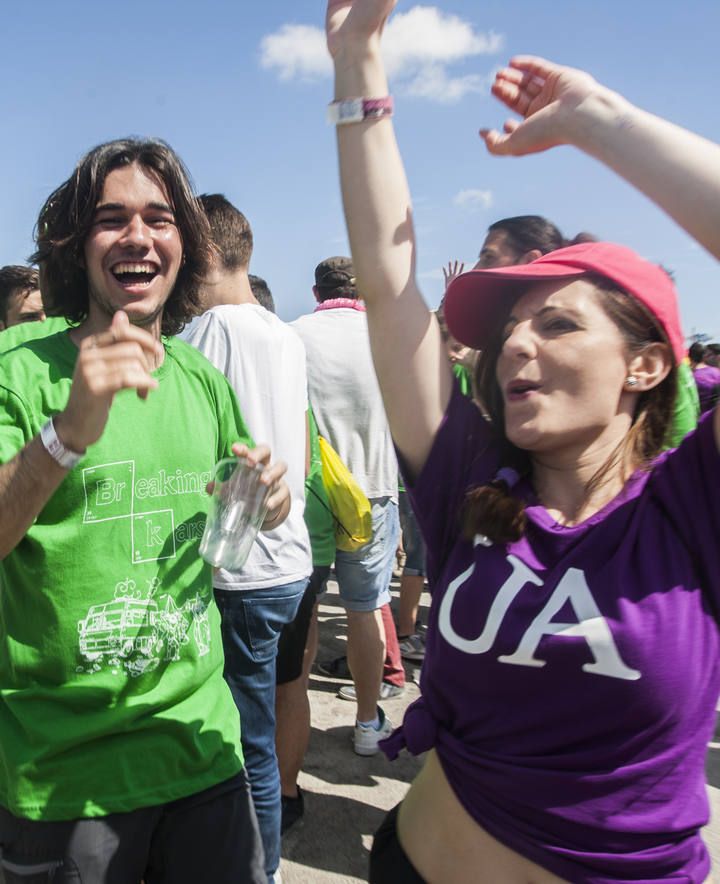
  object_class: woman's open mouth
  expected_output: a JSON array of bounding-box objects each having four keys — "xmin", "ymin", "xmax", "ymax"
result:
[{"xmin": 506, "ymin": 379, "xmax": 541, "ymax": 401}]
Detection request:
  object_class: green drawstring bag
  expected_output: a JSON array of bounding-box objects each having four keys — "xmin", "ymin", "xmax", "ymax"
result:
[{"xmin": 317, "ymin": 436, "xmax": 372, "ymax": 551}]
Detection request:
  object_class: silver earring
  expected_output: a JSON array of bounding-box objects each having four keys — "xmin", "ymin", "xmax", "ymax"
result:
[{"xmin": 625, "ymin": 375, "xmax": 638, "ymax": 387}]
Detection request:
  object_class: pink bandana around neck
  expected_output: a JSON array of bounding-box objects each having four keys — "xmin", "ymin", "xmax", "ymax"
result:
[{"xmin": 314, "ymin": 298, "xmax": 366, "ymax": 312}]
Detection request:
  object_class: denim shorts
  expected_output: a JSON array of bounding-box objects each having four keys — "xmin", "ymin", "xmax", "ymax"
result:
[
  {"xmin": 399, "ymin": 491, "xmax": 426, "ymax": 578},
  {"xmin": 335, "ymin": 497, "xmax": 400, "ymax": 613}
]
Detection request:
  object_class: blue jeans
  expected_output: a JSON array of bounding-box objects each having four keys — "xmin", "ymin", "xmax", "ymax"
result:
[{"xmin": 214, "ymin": 580, "xmax": 307, "ymax": 883}]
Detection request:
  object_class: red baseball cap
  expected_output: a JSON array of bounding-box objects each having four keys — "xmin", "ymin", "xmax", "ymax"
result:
[{"xmin": 443, "ymin": 242, "xmax": 686, "ymax": 364}]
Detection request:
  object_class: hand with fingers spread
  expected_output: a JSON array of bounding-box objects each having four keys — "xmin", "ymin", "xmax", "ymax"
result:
[
  {"xmin": 480, "ymin": 56, "xmax": 616, "ymax": 157},
  {"xmin": 230, "ymin": 442, "xmax": 291, "ymax": 531},
  {"xmin": 55, "ymin": 310, "xmax": 164, "ymax": 453},
  {"xmin": 443, "ymin": 260, "xmax": 466, "ymax": 291}
]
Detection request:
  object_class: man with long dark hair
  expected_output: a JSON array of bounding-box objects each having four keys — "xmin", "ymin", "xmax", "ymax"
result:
[{"xmin": 0, "ymin": 138, "xmax": 290, "ymax": 882}]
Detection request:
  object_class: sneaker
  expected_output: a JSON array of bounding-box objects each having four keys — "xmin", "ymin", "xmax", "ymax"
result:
[
  {"xmin": 281, "ymin": 786, "xmax": 304, "ymax": 835},
  {"xmin": 353, "ymin": 707, "xmax": 393, "ymax": 756},
  {"xmin": 398, "ymin": 633, "xmax": 426, "ymax": 663},
  {"xmin": 316, "ymin": 655, "xmax": 352, "ymax": 679},
  {"xmin": 338, "ymin": 681, "xmax": 404, "ymax": 702}
]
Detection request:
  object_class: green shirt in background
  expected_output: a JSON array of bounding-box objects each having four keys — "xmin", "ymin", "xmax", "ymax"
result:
[
  {"xmin": 304, "ymin": 408, "xmax": 335, "ymax": 567},
  {"xmin": 665, "ymin": 358, "xmax": 700, "ymax": 449},
  {"xmin": 0, "ymin": 316, "xmax": 70, "ymax": 354},
  {"xmin": 453, "ymin": 363, "xmax": 473, "ymax": 398},
  {"xmin": 0, "ymin": 332, "xmax": 253, "ymax": 821}
]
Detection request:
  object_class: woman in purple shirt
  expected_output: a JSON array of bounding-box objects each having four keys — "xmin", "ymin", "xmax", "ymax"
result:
[{"xmin": 326, "ymin": 1, "xmax": 720, "ymax": 882}]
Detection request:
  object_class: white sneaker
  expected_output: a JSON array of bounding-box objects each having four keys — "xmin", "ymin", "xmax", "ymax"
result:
[{"xmin": 353, "ymin": 707, "xmax": 393, "ymax": 756}]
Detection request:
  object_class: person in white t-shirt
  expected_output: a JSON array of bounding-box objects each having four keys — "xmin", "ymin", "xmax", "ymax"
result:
[
  {"xmin": 182, "ymin": 195, "xmax": 311, "ymax": 884},
  {"xmin": 291, "ymin": 257, "xmax": 400, "ymax": 757}
]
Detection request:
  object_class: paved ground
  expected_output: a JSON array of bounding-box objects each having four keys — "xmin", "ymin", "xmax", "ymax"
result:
[{"xmin": 280, "ymin": 577, "xmax": 720, "ymax": 883}]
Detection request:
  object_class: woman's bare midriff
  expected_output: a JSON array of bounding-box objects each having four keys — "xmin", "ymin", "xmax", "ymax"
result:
[
  {"xmin": 397, "ymin": 751, "xmax": 716, "ymax": 884},
  {"xmin": 396, "ymin": 749, "xmax": 571, "ymax": 884}
]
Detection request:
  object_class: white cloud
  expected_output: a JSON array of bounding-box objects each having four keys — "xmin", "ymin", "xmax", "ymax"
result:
[
  {"xmin": 259, "ymin": 25, "xmax": 332, "ymax": 81},
  {"xmin": 453, "ymin": 189, "xmax": 494, "ymax": 210},
  {"xmin": 404, "ymin": 65, "xmax": 490, "ymax": 103},
  {"xmin": 383, "ymin": 7, "xmax": 502, "ymax": 76},
  {"xmin": 259, "ymin": 6, "xmax": 503, "ymax": 103}
]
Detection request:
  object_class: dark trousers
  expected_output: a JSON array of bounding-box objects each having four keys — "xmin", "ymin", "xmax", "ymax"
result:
[
  {"xmin": 369, "ymin": 803, "xmax": 426, "ymax": 883},
  {"xmin": 0, "ymin": 770, "xmax": 265, "ymax": 884}
]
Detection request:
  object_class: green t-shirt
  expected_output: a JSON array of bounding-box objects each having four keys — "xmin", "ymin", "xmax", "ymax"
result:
[
  {"xmin": 0, "ymin": 316, "xmax": 71, "ymax": 354},
  {"xmin": 665, "ymin": 358, "xmax": 700, "ymax": 449},
  {"xmin": 0, "ymin": 331, "xmax": 253, "ymax": 821},
  {"xmin": 304, "ymin": 408, "xmax": 335, "ymax": 566}
]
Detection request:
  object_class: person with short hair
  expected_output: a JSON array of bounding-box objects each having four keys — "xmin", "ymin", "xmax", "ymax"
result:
[
  {"xmin": 249, "ymin": 274, "xmax": 276, "ymax": 313},
  {"xmin": 326, "ymin": 1, "xmax": 720, "ymax": 881},
  {"xmin": 0, "ymin": 138, "xmax": 291, "ymax": 883},
  {"xmin": 291, "ymin": 257, "xmax": 402, "ymax": 756},
  {"xmin": 705, "ymin": 342, "xmax": 720, "ymax": 368},
  {"xmin": 183, "ymin": 193, "xmax": 311, "ymax": 884},
  {"xmin": 0, "ymin": 265, "xmax": 44, "ymax": 328}
]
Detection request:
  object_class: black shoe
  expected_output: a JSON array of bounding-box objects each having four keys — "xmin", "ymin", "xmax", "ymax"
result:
[
  {"xmin": 316, "ymin": 655, "xmax": 352, "ymax": 679},
  {"xmin": 281, "ymin": 786, "xmax": 305, "ymax": 835}
]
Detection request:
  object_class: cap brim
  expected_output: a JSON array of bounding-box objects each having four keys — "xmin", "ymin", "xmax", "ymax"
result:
[{"xmin": 444, "ymin": 263, "xmax": 587, "ymax": 350}]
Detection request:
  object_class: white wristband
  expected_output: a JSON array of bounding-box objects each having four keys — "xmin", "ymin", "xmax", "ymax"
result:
[
  {"xmin": 40, "ymin": 418, "xmax": 84, "ymax": 470},
  {"xmin": 327, "ymin": 96, "xmax": 394, "ymax": 126}
]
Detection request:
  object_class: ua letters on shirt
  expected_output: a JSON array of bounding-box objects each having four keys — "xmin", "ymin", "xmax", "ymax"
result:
[{"xmin": 438, "ymin": 549, "xmax": 640, "ymax": 681}]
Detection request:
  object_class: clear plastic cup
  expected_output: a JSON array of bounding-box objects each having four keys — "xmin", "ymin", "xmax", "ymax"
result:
[{"xmin": 199, "ymin": 457, "xmax": 270, "ymax": 570}]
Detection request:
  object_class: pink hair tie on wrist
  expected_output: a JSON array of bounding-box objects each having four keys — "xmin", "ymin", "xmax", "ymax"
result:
[{"xmin": 327, "ymin": 96, "xmax": 394, "ymax": 126}]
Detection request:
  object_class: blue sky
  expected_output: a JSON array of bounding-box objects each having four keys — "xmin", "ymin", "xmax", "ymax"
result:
[{"xmin": 2, "ymin": 0, "xmax": 719, "ymax": 339}]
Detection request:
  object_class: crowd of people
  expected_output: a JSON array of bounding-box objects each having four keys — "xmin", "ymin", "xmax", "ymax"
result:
[{"xmin": 0, "ymin": 0, "xmax": 719, "ymax": 882}]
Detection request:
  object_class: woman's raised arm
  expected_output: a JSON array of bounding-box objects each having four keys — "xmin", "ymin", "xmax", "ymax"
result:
[
  {"xmin": 327, "ymin": 0, "xmax": 453, "ymax": 480},
  {"xmin": 481, "ymin": 55, "xmax": 720, "ymax": 449},
  {"xmin": 481, "ymin": 56, "xmax": 720, "ymax": 262}
]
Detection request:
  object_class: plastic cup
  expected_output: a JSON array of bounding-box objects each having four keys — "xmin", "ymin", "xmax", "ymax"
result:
[{"xmin": 199, "ymin": 457, "xmax": 270, "ymax": 570}]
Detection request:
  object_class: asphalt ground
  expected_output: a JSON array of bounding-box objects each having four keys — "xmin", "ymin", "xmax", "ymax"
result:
[{"xmin": 280, "ymin": 577, "xmax": 720, "ymax": 883}]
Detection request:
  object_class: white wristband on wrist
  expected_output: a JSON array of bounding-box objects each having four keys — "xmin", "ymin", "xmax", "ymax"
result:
[
  {"xmin": 40, "ymin": 418, "xmax": 84, "ymax": 470},
  {"xmin": 327, "ymin": 96, "xmax": 394, "ymax": 126}
]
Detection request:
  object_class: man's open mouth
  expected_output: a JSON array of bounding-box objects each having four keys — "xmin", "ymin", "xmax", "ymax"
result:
[{"xmin": 111, "ymin": 262, "xmax": 159, "ymax": 286}]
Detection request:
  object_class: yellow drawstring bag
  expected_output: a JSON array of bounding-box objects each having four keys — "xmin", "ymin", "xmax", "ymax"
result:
[{"xmin": 317, "ymin": 437, "xmax": 372, "ymax": 551}]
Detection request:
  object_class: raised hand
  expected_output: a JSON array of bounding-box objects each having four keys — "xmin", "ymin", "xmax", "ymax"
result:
[
  {"xmin": 480, "ymin": 56, "xmax": 608, "ymax": 157},
  {"xmin": 55, "ymin": 310, "xmax": 163, "ymax": 452},
  {"xmin": 326, "ymin": 0, "xmax": 397, "ymax": 59},
  {"xmin": 443, "ymin": 260, "xmax": 465, "ymax": 290}
]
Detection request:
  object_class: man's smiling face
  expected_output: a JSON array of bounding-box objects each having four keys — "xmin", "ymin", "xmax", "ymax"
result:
[{"xmin": 83, "ymin": 162, "xmax": 183, "ymax": 332}]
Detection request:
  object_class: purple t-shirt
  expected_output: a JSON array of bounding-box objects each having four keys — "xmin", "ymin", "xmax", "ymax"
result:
[
  {"xmin": 694, "ymin": 365, "xmax": 720, "ymax": 415},
  {"xmin": 383, "ymin": 385, "xmax": 720, "ymax": 883}
]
